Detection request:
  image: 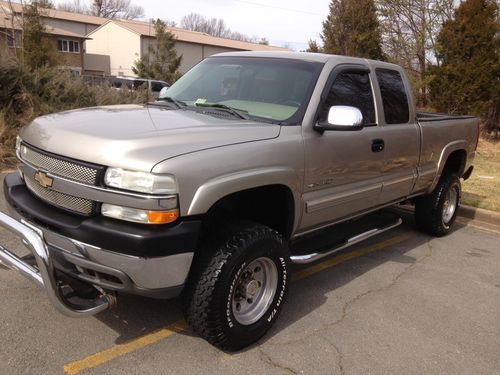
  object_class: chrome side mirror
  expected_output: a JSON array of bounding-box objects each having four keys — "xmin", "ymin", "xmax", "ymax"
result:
[
  {"xmin": 159, "ymin": 86, "xmax": 169, "ymax": 98},
  {"xmin": 315, "ymin": 105, "xmax": 364, "ymax": 132}
]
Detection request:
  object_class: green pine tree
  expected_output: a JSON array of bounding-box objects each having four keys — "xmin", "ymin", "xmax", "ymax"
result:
[
  {"xmin": 22, "ymin": 1, "xmax": 60, "ymax": 70},
  {"xmin": 132, "ymin": 19, "xmax": 182, "ymax": 84},
  {"xmin": 429, "ymin": 0, "xmax": 499, "ymax": 136},
  {"xmin": 321, "ymin": 0, "xmax": 385, "ymax": 60},
  {"xmin": 306, "ymin": 39, "xmax": 321, "ymax": 53}
]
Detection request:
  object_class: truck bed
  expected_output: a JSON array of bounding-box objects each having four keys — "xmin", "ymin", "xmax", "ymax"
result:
[
  {"xmin": 412, "ymin": 112, "xmax": 479, "ymax": 193},
  {"xmin": 417, "ymin": 112, "xmax": 477, "ymax": 122}
]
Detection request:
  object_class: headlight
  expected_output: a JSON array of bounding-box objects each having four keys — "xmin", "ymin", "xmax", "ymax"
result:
[
  {"xmin": 101, "ymin": 204, "xmax": 179, "ymax": 224},
  {"xmin": 104, "ymin": 168, "xmax": 177, "ymax": 194}
]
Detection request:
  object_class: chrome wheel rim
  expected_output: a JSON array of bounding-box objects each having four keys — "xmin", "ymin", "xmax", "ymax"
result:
[
  {"xmin": 232, "ymin": 257, "xmax": 278, "ymax": 326},
  {"xmin": 442, "ymin": 188, "xmax": 458, "ymax": 224}
]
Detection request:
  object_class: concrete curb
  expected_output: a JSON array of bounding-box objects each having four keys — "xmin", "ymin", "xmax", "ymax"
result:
[
  {"xmin": 458, "ymin": 205, "xmax": 500, "ymax": 226},
  {"xmin": 394, "ymin": 204, "xmax": 500, "ymax": 227}
]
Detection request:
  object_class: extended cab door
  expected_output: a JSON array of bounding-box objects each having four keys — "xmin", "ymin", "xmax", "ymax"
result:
[
  {"xmin": 300, "ymin": 64, "xmax": 385, "ymax": 232},
  {"xmin": 372, "ymin": 67, "xmax": 420, "ymax": 203}
]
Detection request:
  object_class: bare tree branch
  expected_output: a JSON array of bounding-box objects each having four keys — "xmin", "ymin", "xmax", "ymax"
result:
[
  {"xmin": 378, "ymin": 0, "xmax": 455, "ymax": 106},
  {"xmin": 180, "ymin": 12, "xmax": 258, "ymax": 42},
  {"xmin": 57, "ymin": 0, "xmax": 144, "ymax": 19},
  {"xmin": 91, "ymin": 0, "xmax": 144, "ymax": 19},
  {"xmin": 57, "ymin": 0, "xmax": 88, "ymax": 13}
]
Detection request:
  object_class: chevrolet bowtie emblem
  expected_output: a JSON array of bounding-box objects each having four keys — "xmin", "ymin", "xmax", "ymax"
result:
[{"xmin": 34, "ymin": 171, "xmax": 54, "ymax": 188}]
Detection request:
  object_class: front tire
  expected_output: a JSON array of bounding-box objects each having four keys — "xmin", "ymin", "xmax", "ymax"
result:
[
  {"xmin": 415, "ymin": 174, "xmax": 461, "ymax": 236},
  {"xmin": 184, "ymin": 223, "xmax": 289, "ymax": 351}
]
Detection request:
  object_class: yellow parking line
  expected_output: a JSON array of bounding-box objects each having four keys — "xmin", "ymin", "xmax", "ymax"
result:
[
  {"xmin": 63, "ymin": 231, "xmax": 414, "ymax": 375},
  {"xmin": 63, "ymin": 320, "xmax": 187, "ymax": 375}
]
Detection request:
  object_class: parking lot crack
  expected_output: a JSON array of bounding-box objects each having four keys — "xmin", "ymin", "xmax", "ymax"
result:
[
  {"xmin": 316, "ymin": 239, "xmax": 435, "ymax": 333},
  {"xmin": 320, "ymin": 336, "xmax": 345, "ymax": 375},
  {"xmin": 269, "ymin": 239, "xmax": 435, "ymax": 349},
  {"xmin": 259, "ymin": 349, "xmax": 300, "ymax": 374}
]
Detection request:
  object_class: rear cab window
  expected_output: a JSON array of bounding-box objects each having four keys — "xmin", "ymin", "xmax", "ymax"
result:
[{"xmin": 375, "ymin": 69, "xmax": 410, "ymax": 124}]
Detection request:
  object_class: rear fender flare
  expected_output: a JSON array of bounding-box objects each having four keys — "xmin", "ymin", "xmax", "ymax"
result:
[{"xmin": 429, "ymin": 140, "xmax": 468, "ymax": 192}]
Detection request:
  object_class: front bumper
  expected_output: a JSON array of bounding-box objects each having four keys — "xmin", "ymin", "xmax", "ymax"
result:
[
  {"xmin": 0, "ymin": 211, "xmax": 113, "ymax": 317},
  {"xmin": 0, "ymin": 173, "xmax": 201, "ymax": 317}
]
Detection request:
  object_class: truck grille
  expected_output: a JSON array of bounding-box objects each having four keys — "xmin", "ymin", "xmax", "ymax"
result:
[
  {"xmin": 20, "ymin": 144, "xmax": 100, "ymax": 185},
  {"xmin": 25, "ymin": 175, "xmax": 93, "ymax": 215},
  {"xmin": 19, "ymin": 143, "xmax": 103, "ymax": 216}
]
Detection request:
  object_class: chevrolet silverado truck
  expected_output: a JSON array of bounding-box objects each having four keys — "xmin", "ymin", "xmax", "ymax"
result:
[{"xmin": 0, "ymin": 52, "xmax": 479, "ymax": 350}]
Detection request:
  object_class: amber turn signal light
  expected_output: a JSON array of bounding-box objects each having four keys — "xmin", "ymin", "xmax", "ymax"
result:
[{"xmin": 147, "ymin": 209, "xmax": 179, "ymax": 224}]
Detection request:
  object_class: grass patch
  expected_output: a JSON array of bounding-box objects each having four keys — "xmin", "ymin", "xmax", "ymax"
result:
[{"xmin": 462, "ymin": 138, "xmax": 500, "ymax": 212}]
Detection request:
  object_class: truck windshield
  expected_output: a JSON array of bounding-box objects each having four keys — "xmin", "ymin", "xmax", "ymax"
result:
[{"xmin": 162, "ymin": 57, "xmax": 323, "ymax": 124}]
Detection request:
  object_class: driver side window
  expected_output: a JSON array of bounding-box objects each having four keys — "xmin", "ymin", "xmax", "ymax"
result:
[{"xmin": 319, "ymin": 70, "xmax": 376, "ymax": 125}]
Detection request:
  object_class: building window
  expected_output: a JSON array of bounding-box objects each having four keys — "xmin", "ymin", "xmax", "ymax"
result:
[
  {"xmin": 7, "ymin": 30, "xmax": 22, "ymax": 48},
  {"xmin": 57, "ymin": 39, "xmax": 80, "ymax": 53}
]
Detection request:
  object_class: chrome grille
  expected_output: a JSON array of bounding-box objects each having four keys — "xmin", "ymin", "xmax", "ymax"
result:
[
  {"xmin": 25, "ymin": 175, "xmax": 93, "ymax": 215},
  {"xmin": 20, "ymin": 144, "xmax": 99, "ymax": 185}
]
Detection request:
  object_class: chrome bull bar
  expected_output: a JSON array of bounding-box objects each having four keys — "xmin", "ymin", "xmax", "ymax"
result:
[{"xmin": 0, "ymin": 211, "xmax": 113, "ymax": 317}]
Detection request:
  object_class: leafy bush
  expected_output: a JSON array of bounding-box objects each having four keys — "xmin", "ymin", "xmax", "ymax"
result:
[{"xmin": 0, "ymin": 58, "xmax": 148, "ymax": 169}]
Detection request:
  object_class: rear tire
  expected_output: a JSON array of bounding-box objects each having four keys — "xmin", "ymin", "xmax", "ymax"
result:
[
  {"xmin": 183, "ymin": 223, "xmax": 289, "ymax": 351},
  {"xmin": 415, "ymin": 174, "xmax": 461, "ymax": 237}
]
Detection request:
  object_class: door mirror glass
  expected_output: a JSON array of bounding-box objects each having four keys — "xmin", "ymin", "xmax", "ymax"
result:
[
  {"xmin": 159, "ymin": 86, "xmax": 169, "ymax": 98},
  {"xmin": 328, "ymin": 105, "xmax": 363, "ymax": 126},
  {"xmin": 315, "ymin": 105, "xmax": 364, "ymax": 132}
]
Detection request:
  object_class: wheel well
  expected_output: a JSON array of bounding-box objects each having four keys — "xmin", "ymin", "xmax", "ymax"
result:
[
  {"xmin": 442, "ymin": 150, "xmax": 467, "ymax": 178},
  {"xmin": 204, "ymin": 185, "xmax": 295, "ymax": 239}
]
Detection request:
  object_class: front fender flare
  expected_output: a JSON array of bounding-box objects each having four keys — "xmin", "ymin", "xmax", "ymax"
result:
[{"xmin": 187, "ymin": 167, "xmax": 301, "ymax": 232}]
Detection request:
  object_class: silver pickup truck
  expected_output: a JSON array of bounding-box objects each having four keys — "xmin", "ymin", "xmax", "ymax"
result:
[{"xmin": 0, "ymin": 51, "xmax": 479, "ymax": 350}]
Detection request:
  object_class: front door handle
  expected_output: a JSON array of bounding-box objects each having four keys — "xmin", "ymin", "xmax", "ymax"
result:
[{"xmin": 372, "ymin": 139, "xmax": 385, "ymax": 152}]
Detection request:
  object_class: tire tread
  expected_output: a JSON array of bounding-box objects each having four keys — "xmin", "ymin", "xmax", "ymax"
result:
[
  {"xmin": 184, "ymin": 224, "xmax": 285, "ymax": 350},
  {"xmin": 415, "ymin": 173, "xmax": 461, "ymax": 237}
]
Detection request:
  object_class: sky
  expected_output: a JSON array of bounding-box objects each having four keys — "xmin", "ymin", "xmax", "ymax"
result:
[{"xmin": 53, "ymin": 0, "xmax": 332, "ymax": 51}]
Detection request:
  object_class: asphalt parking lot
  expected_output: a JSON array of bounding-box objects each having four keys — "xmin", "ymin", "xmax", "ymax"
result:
[{"xmin": 1, "ymin": 173, "xmax": 499, "ymax": 375}]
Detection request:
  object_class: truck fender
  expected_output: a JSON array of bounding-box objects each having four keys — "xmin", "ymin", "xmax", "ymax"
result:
[
  {"xmin": 429, "ymin": 140, "xmax": 468, "ymax": 192},
  {"xmin": 187, "ymin": 167, "xmax": 301, "ymax": 230}
]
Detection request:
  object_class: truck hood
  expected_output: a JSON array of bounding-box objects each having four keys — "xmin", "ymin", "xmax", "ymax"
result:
[{"xmin": 20, "ymin": 104, "xmax": 281, "ymax": 171}]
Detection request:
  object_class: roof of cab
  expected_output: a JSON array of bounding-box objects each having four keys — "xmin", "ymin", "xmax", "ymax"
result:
[{"xmin": 210, "ymin": 51, "xmax": 403, "ymax": 71}]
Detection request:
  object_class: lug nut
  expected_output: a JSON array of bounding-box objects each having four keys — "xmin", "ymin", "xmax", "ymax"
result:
[{"xmin": 247, "ymin": 298, "xmax": 253, "ymax": 304}]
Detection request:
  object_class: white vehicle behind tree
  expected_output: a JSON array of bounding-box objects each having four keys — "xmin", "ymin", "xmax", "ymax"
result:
[
  {"xmin": 109, "ymin": 76, "xmax": 170, "ymax": 97},
  {"xmin": 0, "ymin": 52, "xmax": 478, "ymax": 350}
]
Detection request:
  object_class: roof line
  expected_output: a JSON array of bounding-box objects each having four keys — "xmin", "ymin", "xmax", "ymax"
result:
[{"xmin": 86, "ymin": 19, "xmax": 141, "ymax": 37}]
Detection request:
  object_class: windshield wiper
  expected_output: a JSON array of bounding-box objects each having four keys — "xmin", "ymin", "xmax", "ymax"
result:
[
  {"xmin": 154, "ymin": 96, "xmax": 187, "ymax": 109},
  {"xmin": 195, "ymin": 102, "xmax": 249, "ymax": 120}
]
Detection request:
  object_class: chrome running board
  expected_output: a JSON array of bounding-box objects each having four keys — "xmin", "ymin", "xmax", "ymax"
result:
[{"xmin": 290, "ymin": 217, "xmax": 403, "ymax": 264}]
